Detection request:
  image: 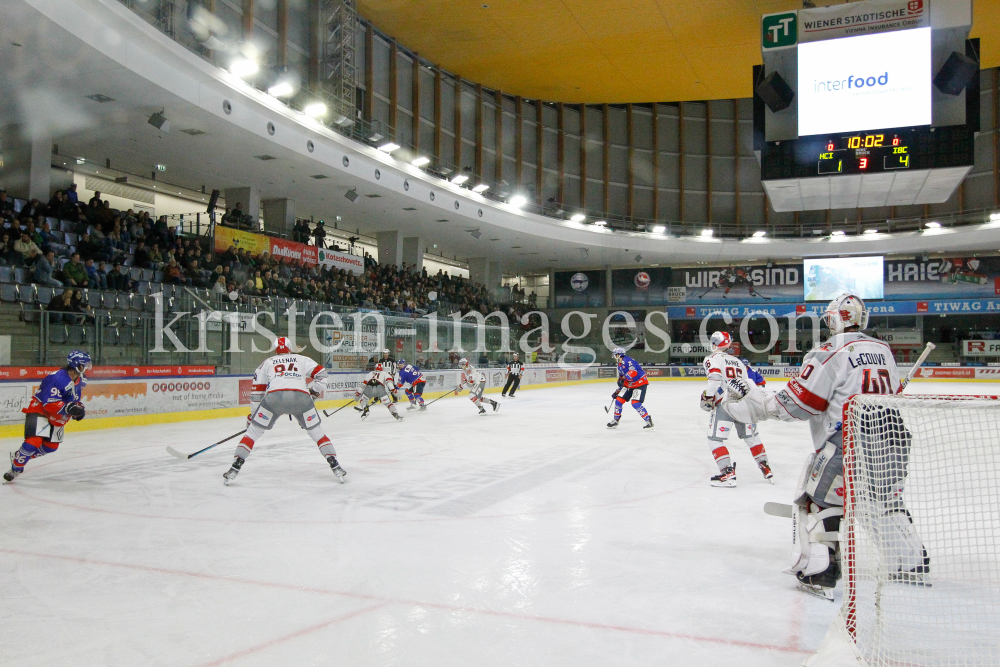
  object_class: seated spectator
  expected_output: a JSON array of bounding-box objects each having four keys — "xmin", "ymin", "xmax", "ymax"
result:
[
  {"xmin": 211, "ymin": 274, "xmax": 228, "ymax": 296},
  {"xmin": 84, "ymin": 258, "xmax": 107, "ymax": 290},
  {"xmin": 0, "ymin": 190, "xmax": 14, "ymax": 221},
  {"xmin": 33, "ymin": 251, "xmax": 63, "ymax": 288},
  {"xmin": 106, "ymin": 262, "xmax": 132, "ymax": 292},
  {"xmin": 65, "ymin": 183, "xmax": 79, "ymax": 206},
  {"xmin": 0, "ymin": 232, "xmax": 15, "ymax": 265},
  {"xmin": 62, "ymin": 253, "xmax": 88, "ymax": 287},
  {"xmin": 185, "ymin": 260, "xmax": 205, "ymax": 288},
  {"xmin": 78, "ymin": 232, "xmax": 110, "ymax": 263},
  {"xmin": 49, "ymin": 288, "xmax": 83, "ymax": 325},
  {"xmin": 134, "ymin": 241, "xmax": 151, "ymax": 269},
  {"xmin": 147, "ymin": 243, "xmax": 164, "ymax": 269},
  {"xmin": 13, "ymin": 231, "xmax": 41, "ymax": 266},
  {"xmin": 164, "ymin": 258, "xmax": 184, "ymax": 285},
  {"xmin": 39, "ymin": 221, "xmax": 61, "ymax": 255}
]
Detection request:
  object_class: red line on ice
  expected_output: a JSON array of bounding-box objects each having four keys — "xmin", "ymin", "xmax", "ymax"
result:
[{"xmin": 0, "ymin": 547, "xmax": 808, "ymax": 655}]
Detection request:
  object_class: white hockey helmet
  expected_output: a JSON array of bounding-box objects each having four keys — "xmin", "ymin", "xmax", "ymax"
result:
[
  {"xmin": 710, "ymin": 331, "xmax": 732, "ymax": 352},
  {"xmin": 381, "ymin": 348, "xmax": 390, "ymax": 356},
  {"xmin": 459, "ymin": 357, "xmax": 469, "ymax": 367},
  {"xmin": 612, "ymin": 347, "xmax": 626, "ymax": 359},
  {"xmin": 823, "ymin": 293, "xmax": 869, "ymax": 333}
]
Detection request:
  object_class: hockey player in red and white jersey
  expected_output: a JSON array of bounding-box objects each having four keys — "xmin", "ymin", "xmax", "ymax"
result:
[
  {"xmin": 721, "ymin": 294, "xmax": 927, "ymax": 598},
  {"xmin": 701, "ymin": 331, "xmax": 772, "ymax": 487},
  {"xmin": 223, "ymin": 337, "xmax": 345, "ymax": 485},
  {"xmin": 456, "ymin": 358, "xmax": 499, "ymax": 415},
  {"xmin": 354, "ymin": 363, "xmax": 403, "ymax": 421}
]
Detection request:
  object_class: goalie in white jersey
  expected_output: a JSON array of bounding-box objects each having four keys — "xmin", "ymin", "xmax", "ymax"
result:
[
  {"xmin": 456, "ymin": 358, "xmax": 499, "ymax": 415},
  {"xmin": 701, "ymin": 331, "xmax": 773, "ymax": 487},
  {"xmin": 223, "ymin": 337, "xmax": 346, "ymax": 485},
  {"xmin": 721, "ymin": 294, "xmax": 927, "ymax": 597}
]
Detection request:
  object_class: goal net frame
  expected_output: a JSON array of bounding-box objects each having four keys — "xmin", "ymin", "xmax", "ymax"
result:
[{"xmin": 807, "ymin": 393, "xmax": 1000, "ymax": 667}]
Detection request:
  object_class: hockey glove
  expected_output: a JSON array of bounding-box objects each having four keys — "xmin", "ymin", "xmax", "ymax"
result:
[
  {"xmin": 699, "ymin": 391, "xmax": 714, "ymax": 412},
  {"xmin": 66, "ymin": 402, "xmax": 86, "ymax": 421},
  {"xmin": 309, "ymin": 387, "xmax": 322, "ymax": 398}
]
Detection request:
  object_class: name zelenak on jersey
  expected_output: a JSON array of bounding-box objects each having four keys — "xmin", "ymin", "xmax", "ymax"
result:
[{"xmin": 848, "ymin": 352, "xmax": 888, "ymax": 368}]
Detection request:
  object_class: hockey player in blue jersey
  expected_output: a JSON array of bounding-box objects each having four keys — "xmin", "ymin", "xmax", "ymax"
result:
[
  {"xmin": 396, "ymin": 359, "xmax": 427, "ymax": 410},
  {"xmin": 5, "ymin": 351, "xmax": 90, "ymax": 482},
  {"xmin": 608, "ymin": 347, "xmax": 654, "ymax": 429}
]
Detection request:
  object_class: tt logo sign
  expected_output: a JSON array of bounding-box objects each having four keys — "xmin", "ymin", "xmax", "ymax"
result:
[{"xmin": 762, "ymin": 12, "xmax": 797, "ymax": 49}]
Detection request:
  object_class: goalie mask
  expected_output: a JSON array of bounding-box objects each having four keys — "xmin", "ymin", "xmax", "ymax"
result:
[
  {"xmin": 710, "ymin": 331, "xmax": 732, "ymax": 353},
  {"xmin": 823, "ymin": 293, "xmax": 869, "ymax": 334}
]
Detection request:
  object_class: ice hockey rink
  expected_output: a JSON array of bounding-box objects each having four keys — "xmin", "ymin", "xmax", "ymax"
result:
[{"xmin": 0, "ymin": 379, "xmax": 992, "ymax": 667}]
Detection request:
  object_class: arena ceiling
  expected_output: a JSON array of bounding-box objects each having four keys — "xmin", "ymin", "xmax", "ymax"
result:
[{"xmin": 358, "ymin": 0, "xmax": 1000, "ymax": 103}]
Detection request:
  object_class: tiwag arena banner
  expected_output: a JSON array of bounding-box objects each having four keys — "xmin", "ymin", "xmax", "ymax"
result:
[{"xmin": 214, "ymin": 228, "xmax": 364, "ymax": 275}]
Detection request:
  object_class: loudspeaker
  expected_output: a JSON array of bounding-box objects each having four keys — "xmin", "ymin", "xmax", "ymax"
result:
[
  {"xmin": 755, "ymin": 71, "xmax": 795, "ymax": 113},
  {"xmin": 206, "ymin": 189, "xmax": 221, "ymax": 213},
  {"xmin": 147, "ymin": 111, "xmax": 170, "ymax": 132},
  {"xmin": 934, "ymin": 51, "xmax": 978, "ymax": 96}
]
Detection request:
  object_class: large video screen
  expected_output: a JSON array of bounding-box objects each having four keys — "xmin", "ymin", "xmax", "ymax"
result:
[
  {"xmin": 804, "ymin": 256, "xmax": 884, "ymax": 301},
  {"xmin": 797, "ymin": 28, "xmax": 931, "ymax": 136}
]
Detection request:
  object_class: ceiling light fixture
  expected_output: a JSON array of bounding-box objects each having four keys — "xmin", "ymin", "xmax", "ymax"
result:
[
  {"xmin": 651, "ymin": 225, "xmax": 666, "ymax": 234},
  {"xmin": 411, "ymin": 156, "xmax": 430, "ymax": 167},
  {"xmin": 701, "ymin": 229, "xmax": 713, "ymax": 237},
  {"xmin": 570, "ymin": 213, "xmax": 586, "ymax": 223},
  {"xmin": 831, "ymin": 230, "xmax": 845, "ymax": 236},
  {"xmin": 230, "ymin": 58, "xmax": 259, "ymax": 78},
  {"xmin": 472, "ymin": 183, "xmax": 489, "ymax": 193},
  {"xmin": 303, "ymin": 102, "xmax": 327, "ymax": 117},
  {"xmin": 450, "ymin": 174, "xmax": 469, "ymax": 185},
  {"xmin": 593, "ymin": 220, "xmax": 607, "ymax": 227},
  {"xmin": 378, "ymin": 142, "xmax": 400, "ymax": 153},
  {"xmin": 864, "ymin": 229, "xmax": 879, "ymax": 235},
  {"xmin": 990, "ymin": 212, "xmax": 1000, "ymax": 222},
  {"xmin": 267, "ymin": 82, "xmax": 294, "ymax": 97},
  {"xmin": 508, "ymin": 195, "xmax": 527, "ymax": 209},
  {"xmin": 925, "ymin": 221, "xmax": 941, "ymax": 228},
  {"xmin": 752, "ymin": 230, "xmax": 767, "ymax": 238}
]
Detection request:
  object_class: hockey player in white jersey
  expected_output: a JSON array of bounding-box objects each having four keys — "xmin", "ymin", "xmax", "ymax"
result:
[
  {"xmin": 721, "ymin": 294, "xmax": 927, "ymax": 598},
  {"xmin": 355, "ymin": 364, "xmax": 403, "ymax": 421},
  {"xmin": 701, "ymin": 331, "xmax": 773, "ymax": 487},
  {"xmin": 224, "ymin": 337, "xmax": 345, "ymax": 485},
  {"xmin": 456, "ymin": 358, "xmax": 499, "ymax": 415}
]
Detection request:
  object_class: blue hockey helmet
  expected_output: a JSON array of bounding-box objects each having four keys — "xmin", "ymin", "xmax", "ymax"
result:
[{"xmin": 67, "ymin": 350, "xmax": 92, "ymax": 374}]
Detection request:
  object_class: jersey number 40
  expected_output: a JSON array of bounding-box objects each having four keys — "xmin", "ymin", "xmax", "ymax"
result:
[{"xmin": 861, "ymin": 368, "xmax": 893, "ymax": 394}]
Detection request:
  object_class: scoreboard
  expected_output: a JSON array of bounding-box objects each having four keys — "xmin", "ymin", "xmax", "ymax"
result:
[
  {"xmin": 760, "ymin": 125, "xmax": 975, "ymax": 181},
  {"xmin": 756, "ymin": 0, "xmax": 978, "ymax": 212}
]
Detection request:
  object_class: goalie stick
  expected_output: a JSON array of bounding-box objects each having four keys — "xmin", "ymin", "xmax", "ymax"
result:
[
  {"xmin": 899, "ymin": 341, "xmax": 936, "ymax": 391},
  {"xmin": 167, "ymin": 429, "xmax": 245, "ymax": 460}
]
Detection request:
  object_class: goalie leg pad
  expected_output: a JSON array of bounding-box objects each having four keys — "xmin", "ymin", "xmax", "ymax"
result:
[
  {"xmin": 882, "ymin": 509, "xmax": 930, "ymax": 575},
  {"xmin": 787, "ymin": 504, "xmax": 844, "ymax": 578},
  {"xmin": 804, "ymin": 439, "xmax": 845, "ymax": 509}
]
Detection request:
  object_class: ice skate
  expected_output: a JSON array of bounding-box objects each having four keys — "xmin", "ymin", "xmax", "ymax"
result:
[
  {"xmin": 406, "ymin": 403, "xmax": 417, "ymax": 410},
  {"xmin": 889, "ymin": 564, "xmax": 931, "ymax": 587},
  {"xmin": 223, "ymin": 456, "xmax": 244, "ymax": 486},
  {"xmin": 391, "ymin": 410, "xmax": 404, "ymax": 421},
  {"xmin": 607, "ymin": 419, "xmax": 619, "ymax": 428},
  {"xmin": 419, "ymin": 404, "xmax": 427, "ymax": 411},
  {"xmin": 360, "ymin": 406, "xmax": 370, "ymax": 420},
  {"xmin": 757, "ymin": 460, "xmax": 774, "ymax": 483},
  {"xmin": 710, "ymin": 464, "xmax": 736, "ymax": 488},
  {"xmin": 4, "ymin": 453, "xmax": 20, "ymax": 483},
  {"xmin": 643, "ymin": 418, "xmax": 654, "ymax": 429},
  {"xmin": 478, "ymin": 407, "xmax": 487, "ymax": 415},
  {"xmin": 491, "ymin": 400, "xmax": 499, "ymax": 412},
  {"xmin": 327, "ymin": 456, "xmax": 347, "ymax": 483},
  {"xmin": 796, "ymin": 582, "xmax": 835, "ymax": 601}
]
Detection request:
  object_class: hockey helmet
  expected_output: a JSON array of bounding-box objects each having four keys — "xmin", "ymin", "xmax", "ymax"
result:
[
  {"xmin": 397, "ymin": 358, "xmax": 406, "ymax": 367},
  {"xmin": 66, "ymin": 350, "xmax": 92, "ymax": 375},
  {"xmin": 381, "ymin": 348, "xmax": 390, "ymax": 356},
  {"xmin": 458, "ymin": 357, "xmax": 469, "ymax": 367},
  {"xmin": 513, "ymin": 352, "xmax": 519, "ymax": 359},
  {"xmin": 275, "ymin": 337, "xmax": 291, "ymax": 354},
  {"xmin": 710, "ymin": 331, "xmax": 732, "ymax": 352},
  {"xmin": 612, "ymin": 347, "xmax": 626, "ymax": 359},
  {"xmin": 823, "ymin": 293, "xmax": 869, "ymax": 333}
]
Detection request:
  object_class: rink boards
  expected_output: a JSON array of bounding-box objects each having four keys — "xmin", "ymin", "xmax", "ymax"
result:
[{"xmin": 0, "ymin": 363, "xmax": 994, "ymax": 435}]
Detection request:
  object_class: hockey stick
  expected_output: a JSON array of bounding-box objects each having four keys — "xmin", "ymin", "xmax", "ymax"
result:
[
  {"xmin": 900, "ymin": 342, "xmax": 936, "ymax": 392},
  {"xmin": 322, "ymin": 401, "xmax": 357, "ymax": 418},
  {"xmin": 604, "ymin": 389, "xmax": 621, "ymax": 413},
  {"xmin": 166, "ymin": 429, "xmax": 245, "ymax": 460},
  {"xmin": 424, "ymin": 386, "xmax": 462, "ymax": 408}
]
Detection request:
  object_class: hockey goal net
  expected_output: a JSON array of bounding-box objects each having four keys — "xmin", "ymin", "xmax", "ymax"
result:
[{"xmin": 810, "ymin": 393, "xmax": 1000, "ymax": 667}]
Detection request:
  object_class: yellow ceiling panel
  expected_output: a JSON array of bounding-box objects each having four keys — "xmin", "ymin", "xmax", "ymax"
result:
[{"xmin": 359, "ymin": 0, "xmax": 999, "ymax": 103}]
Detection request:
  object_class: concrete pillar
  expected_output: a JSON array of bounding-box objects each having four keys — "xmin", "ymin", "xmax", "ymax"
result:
[
  {"xmin": 487, "ymin": 260, "xmax": 501, "ymax": 290},
  {"xmin": 468, "ymin": 257, "xmax": 489, "ymax": 286},
  {"xmin": 0, "ymin": 125, "xmax": 52, "ymax": 201},
  {"xmin": 376, "ymin": 230, "xmax": 402, "ymax": 267},
  {"xmin": 225, "ymin": 186, "xmax": 260, "ymax": 222},
  {"xmin": 402, "ymin": 236, "xmax": 423, "ymax": 271},
  {"xmin": 605, "ymin": 268, "xmax": 613, "ymax": 308},
  {"xmin": 262, "ymin": 198, "xmax": 295, "ymax": 236}
]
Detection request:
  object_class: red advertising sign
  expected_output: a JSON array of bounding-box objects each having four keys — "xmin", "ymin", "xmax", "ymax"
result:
[
  {"xmin": 915, "ymin": 367, "xmax": 975, "ymax": 379},
  {"xmin": 796, "ymin": 305, "xmax": 807, "ymax": 315},
  {"xmin": 238, "ymin": 379, "xmax": 253, "ymax": 405},
  {"xmin": 917, "ymin": 301, "xmax": 928, "ymax": 313}
]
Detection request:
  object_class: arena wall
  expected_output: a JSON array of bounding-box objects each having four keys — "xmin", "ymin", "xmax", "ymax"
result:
[{"xmin": 1, "ymin": 364, "xmax": 994, "ymax": 437}]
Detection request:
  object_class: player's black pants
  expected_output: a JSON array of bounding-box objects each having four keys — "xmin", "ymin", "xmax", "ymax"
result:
[{"xmin": 502, "ymin": 375, "xmax": 520, "ymax": 396}]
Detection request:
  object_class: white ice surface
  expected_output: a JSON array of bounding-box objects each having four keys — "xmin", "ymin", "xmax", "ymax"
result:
[{"xmin": 0, "ymin": 380, "xmax": 989, "ymax": 667}]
